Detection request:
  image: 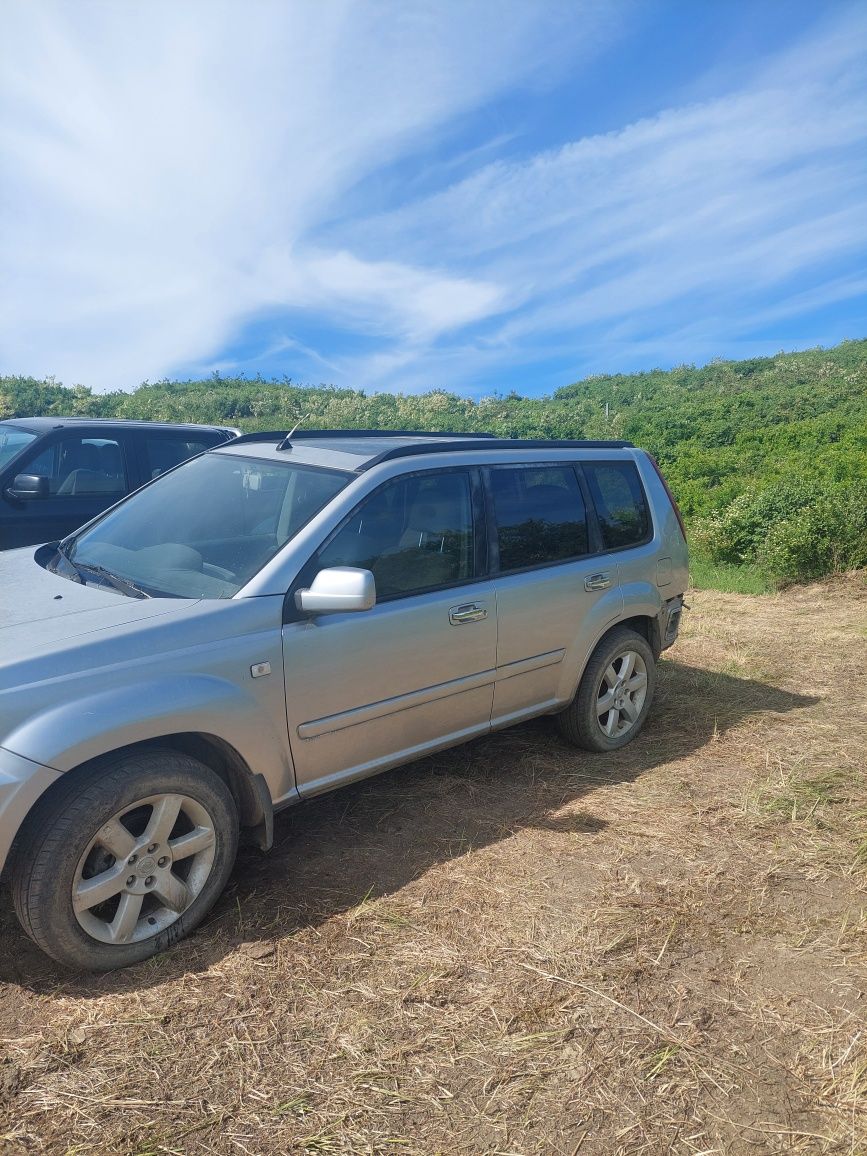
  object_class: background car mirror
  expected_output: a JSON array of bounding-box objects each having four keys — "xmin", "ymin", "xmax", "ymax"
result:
[
  {"xmin": 7, "ymin": 473, "xmax": 50, "ymax": 500},
  {"xmin": 296, "ymin": 566, "xmax": 376, "ymax": 614}
]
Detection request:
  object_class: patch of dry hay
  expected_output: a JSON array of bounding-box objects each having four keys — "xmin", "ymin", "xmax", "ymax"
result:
[{"xmin": 0, "ymin": 576, "xmax": 864, "ymax": 1154}]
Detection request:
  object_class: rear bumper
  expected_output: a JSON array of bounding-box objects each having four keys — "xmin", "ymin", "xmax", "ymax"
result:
[
  {"xmin": 658, "ymin": 594, "xmax": 684, "ymax": 652},
  {"xmin": 0, "ymin": 747, "xmax": 61, "ymax": 877}
]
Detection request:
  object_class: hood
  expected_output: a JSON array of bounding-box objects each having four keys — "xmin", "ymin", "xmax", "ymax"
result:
[{"xmin": 0, "ymin": 546, "xmax": 192, "ymax": 658}]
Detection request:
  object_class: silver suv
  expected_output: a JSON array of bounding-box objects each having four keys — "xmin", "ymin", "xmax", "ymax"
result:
[{"xmin": 0, "ymin": 431, "xmax": 687, "ymax": 970}]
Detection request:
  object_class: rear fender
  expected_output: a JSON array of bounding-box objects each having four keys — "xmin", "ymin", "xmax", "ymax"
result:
[{"xmin": 555, "ymin": 590, "xmax": 664, "ymax": 704}]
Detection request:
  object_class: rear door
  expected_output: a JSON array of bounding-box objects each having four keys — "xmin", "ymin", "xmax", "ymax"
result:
[
  {"xmin": 133, "ymin": 430, "xmax": 225, "ymax": 485},
  {"xmin": 487, "ymin": 462, "xmax": 624, "ymax": 727},
  {"xmin": 282, "ymin": 466, "xmax": 497, "ymax": 796}
]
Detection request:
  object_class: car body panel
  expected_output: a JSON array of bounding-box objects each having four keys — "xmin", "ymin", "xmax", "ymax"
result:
[
  {"xmin": 0, "ymin": 748, "xmax": 62, "ymax": 875},
  {"xmin": 0, "ymin": 588, "xmax": 295, "ymax": 809},
  {"xmin": 492, "ymin": 561, "xmax": 625, "ymax": 726},
  {"xmin": 282, "ymin": 580, "xmax": 498, "ymax": 796}
]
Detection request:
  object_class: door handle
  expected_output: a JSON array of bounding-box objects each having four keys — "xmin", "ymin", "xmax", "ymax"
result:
[
  {"xmin": 584, "ymin": 572, "xmax": 612, "ymax": 591},
  {"xmin": 449, "ymin": 602, "xmax": 487, "ymax": 625}
]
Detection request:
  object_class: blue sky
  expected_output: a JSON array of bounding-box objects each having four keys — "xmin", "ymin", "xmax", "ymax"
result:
[{"xmin": 1, "ymin": 0, "xmax": 865, "ymax": 396}]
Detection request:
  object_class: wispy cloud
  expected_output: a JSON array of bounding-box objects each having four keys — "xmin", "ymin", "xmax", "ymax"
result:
[
  {"xmin": 333, "ymin": 6, "xmax": 867, "ymax": 390},
  {"xmin": 0, "ymin": 0, "xmax": 618, "ymax": 387},
  {"xmin": 1, "ymin": 1, "xmax": 865, "ymax": 393}
]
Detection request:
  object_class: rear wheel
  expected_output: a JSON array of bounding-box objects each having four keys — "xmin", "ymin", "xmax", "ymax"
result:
[
  {"xmin": 557, "ymin": 627, "xmax": 657, "ymax": 752},
  {"xmin": 11, "ymin": 750, "xmax": 239, "ymax": 971}
]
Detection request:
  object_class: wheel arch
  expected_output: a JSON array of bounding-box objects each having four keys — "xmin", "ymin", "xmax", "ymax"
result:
[
  {"xmin": 558, "ymin": 611, "xmax": 661, "ymax": 708},
  {"xmin": 615, "ymin": 613, "xmax": 662, "ymax": 659},
  {"xmin": 13, "ymin": 733, "xmax": 274, "ymax": 859}
]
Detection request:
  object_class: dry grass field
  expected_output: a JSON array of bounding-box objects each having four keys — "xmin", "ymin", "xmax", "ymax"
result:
[{"xmin": 1, "ymin": 577, "xmax": 865, "ymax": 1155}]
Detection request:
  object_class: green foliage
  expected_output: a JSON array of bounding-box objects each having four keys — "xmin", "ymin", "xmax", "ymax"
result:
[
  {"xmin": 2, "ymin": 339, "xmax": 866, "ymax": 588},
  {"xmin": 692, "ymin": 476, "xmax": 867, "ymax": 585}
]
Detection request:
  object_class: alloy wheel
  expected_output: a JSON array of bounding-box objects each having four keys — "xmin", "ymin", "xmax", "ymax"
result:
[
  {"xmin": 73, "ymin": 793, "xmax": 217, "ymax": 945},
  {"xmin": 595, "ymin": 650, "xmax": 648, "ymax": 739}
]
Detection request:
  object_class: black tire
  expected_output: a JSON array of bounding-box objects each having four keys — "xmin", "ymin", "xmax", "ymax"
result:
[
  {"xmin": 557, "ymin": 627, "xmax": 657, "ymax": 752},
  {"xmin": 10, "ymin": 749, "xmax": 239, "ymax": 971}
]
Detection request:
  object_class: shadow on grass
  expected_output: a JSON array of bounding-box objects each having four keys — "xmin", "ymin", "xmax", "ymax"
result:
[{"xmin": 0, "ymin": 659, "xmax": 817, "ymax": 994}]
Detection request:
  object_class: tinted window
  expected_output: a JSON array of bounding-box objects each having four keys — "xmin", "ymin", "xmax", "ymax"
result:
[
  {"xmin": 583, "ymin": 462, "xmax": 650, "ymax": 548},
  {"xmin": 142, "ymin": 436, "xmax": 212, "ymax": 479},
  {"xmin": 66, "ymin": 454, "xmax": 350, "ymax": 598},
  {"xmin": 0, "ymin": 426, "xmax": 37, "ymax": 470},
  {"xmin": 24, "ymin": 435, "xmax": 126, "ymax": 496},
  {"xmin": 318, "ymin": 470, "xmax": 474, "ymax": 597},
  {"xmin": 489, "ymin": 465, "xmax": 589, "ymax": 572}
]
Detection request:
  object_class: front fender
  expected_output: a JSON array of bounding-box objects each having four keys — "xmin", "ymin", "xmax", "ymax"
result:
[{"xmin": 3, "ymin": 675, "xmax": 295, "ymax": 804}]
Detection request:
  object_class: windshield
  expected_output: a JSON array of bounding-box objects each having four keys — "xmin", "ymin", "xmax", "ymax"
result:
[
  {"xmin": 63, "ymin": 452, "xmax": 351, "ymax": 598},
  {"xmin": 0, "ymin": 425, "xmax": 37, "ymax": 470}
]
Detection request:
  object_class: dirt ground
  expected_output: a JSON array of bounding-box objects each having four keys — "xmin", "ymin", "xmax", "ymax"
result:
[{"xmin": 0, "ymin": 577, "xmax": 865, "ymax": 1155}]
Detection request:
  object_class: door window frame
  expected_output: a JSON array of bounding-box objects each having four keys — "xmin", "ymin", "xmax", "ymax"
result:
[
  {"xmin": 284, "ymin": 465, "xmax": 489, "ymax": 623},
  {"xmin": 482, "ymin": 461, "xmax": 598, "ymax": 577}
]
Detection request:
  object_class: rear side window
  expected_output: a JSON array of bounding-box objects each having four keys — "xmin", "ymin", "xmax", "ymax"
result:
[
  {"xmin": 489, "ymin": 465, "xmax": 589, "ymax": 572},
  {"xmin": 583, "ymin": 461, "xmax": 650, "ymax": 549},
  {"xmin": 142, "ymin": 436, "xmax": 212, "ymax": 479}
]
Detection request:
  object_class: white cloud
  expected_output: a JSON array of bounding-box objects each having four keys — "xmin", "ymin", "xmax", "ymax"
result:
[{"xmin": 0, "ymin": 0, "xmax": 618, "ymax": 387}]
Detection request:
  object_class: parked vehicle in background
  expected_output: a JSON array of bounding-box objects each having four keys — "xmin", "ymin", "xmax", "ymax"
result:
[
  {"xmin": 0, "ymin": 418, "xmax": 239, "ymax": 550},
  {"xmin": 0, "ymin": 430, "xmax": 687, "ymax": 970}
]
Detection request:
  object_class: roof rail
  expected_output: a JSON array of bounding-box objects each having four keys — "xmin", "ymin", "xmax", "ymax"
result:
[
  {"xmin": 225, "ymin": 429, "xmax": 634, "ymax": 465},
  {"xmin": 357, "ymin": 438, "xmax": 634, "ymax": 471},
  {"xmin": 226, "ymin": 430, "xmax": 293, "ymax": 445},
  {"xmin": 229, "ymin": 428, "xmax": 498, "ymax": 447}
]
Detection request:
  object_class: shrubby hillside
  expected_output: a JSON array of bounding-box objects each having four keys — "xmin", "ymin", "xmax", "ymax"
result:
[{"xmin": 2, "ymin": 339, "xmax": 865, "ymax": 585}]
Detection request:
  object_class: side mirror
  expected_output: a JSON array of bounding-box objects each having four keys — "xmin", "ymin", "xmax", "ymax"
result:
[
  {"xmin": 7, "ymin": 473, "xmax": 50, "ymax": 500},
  {"xmin": 296, "ymin": 567, "xmax": 376, "ymax": 614}
]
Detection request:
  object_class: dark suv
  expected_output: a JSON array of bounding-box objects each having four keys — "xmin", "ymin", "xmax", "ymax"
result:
[{"xmin": 0, "ymin": 418, "xmax": 238, "ymax": 550}]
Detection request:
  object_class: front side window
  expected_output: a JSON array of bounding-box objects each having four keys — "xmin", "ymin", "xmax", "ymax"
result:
[
  {"xmin": 24, "ymin": 435, "xmax": 127, "ymax": 496},
  {"xmin": 61, "ymin": 453, "xmax": 350, "ymax": 598},
  {"xmin": 583, "ymin": 462, "xmax": 650, "ymax": 549},
  {"xmin": 489, "ymin": 465, "xmax": 589, "ymax": 572},
  {"xmin": 0, "ymin": 425, "xmax": 37, "ymax": 471},
  {"xmin": 318, "ymin": 470, "xmax": 474, "ymax": 597}
]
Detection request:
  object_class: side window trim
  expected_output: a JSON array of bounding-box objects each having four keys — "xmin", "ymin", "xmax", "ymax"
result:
[
  {"xmin": 284, "ymin": 465, "xmax": 488, "ymax": 624},
  {"xmin": 574, "ymin": 462, "xmax": 605, "ymax": 555}
]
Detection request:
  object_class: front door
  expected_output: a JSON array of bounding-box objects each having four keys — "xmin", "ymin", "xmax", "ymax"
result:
[
  {"xmin": 0, "ymin": 431, "xmax": 131, "ymax": 549},
  {"xmin": 282, "ymin": 467, "xmax": 497, "ymax": 796}
]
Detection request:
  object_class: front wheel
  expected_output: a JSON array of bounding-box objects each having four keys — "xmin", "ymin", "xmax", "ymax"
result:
[
  {"xmin": 557, "ymin": 627, "xmax": 657, "ymax": 752},
  {"xmin": 11, "ymin": 750, "xmax": 239, "ymax": 971}
]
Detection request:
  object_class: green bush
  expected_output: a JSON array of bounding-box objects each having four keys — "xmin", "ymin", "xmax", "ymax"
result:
[
  {"xmin": 692, "ymin": 478, "xmax": 867, "ymax": 586},
  {"xmin": 759, "ymin": 486, "xmax": 867, "ymax": 584}
]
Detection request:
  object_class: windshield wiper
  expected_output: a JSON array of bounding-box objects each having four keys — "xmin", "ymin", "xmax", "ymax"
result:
[{"xmin": 67, "ymin": 558, "xmax": 152, "ymax": 600}]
